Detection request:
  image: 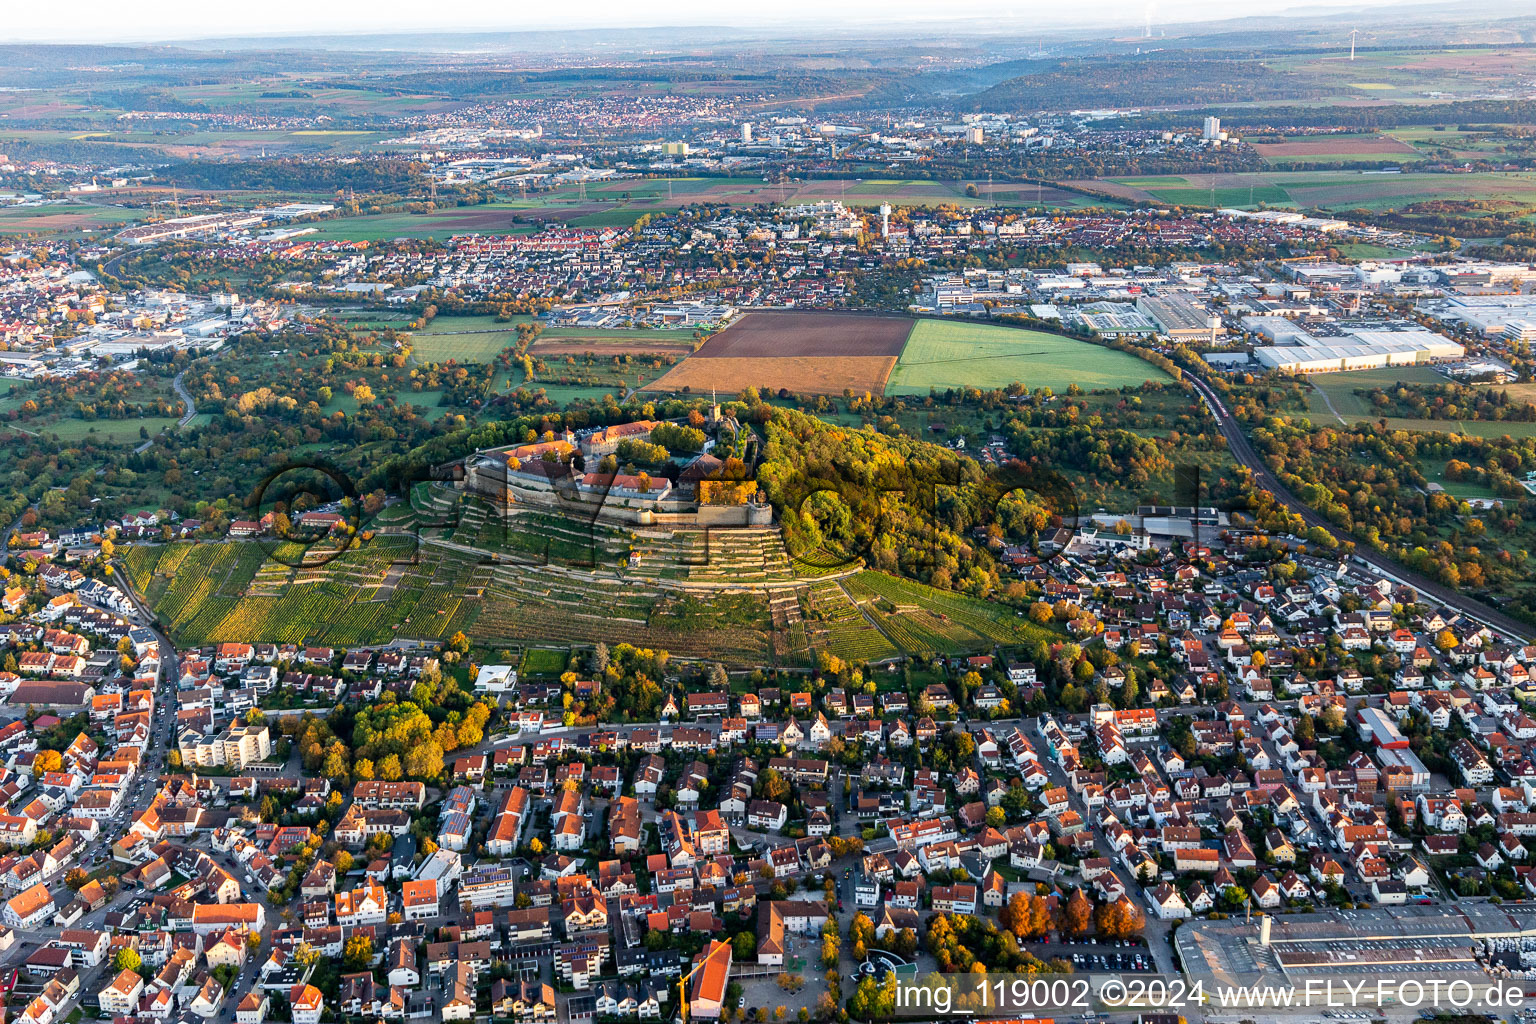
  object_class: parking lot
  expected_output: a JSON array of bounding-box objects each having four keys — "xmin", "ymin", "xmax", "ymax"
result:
[
  {"xmin": 1066, "ymin": 947, "xmax": 1155, "ymax": 973},
  {"xmin": 1026, "ymin": 939, "xmax": 1155, "ymax": 974}
]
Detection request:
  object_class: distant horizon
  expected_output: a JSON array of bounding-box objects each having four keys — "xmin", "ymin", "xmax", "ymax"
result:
[{"xmin": 0, "ymin": 0, "xmax": 1462, "ymax": 46}]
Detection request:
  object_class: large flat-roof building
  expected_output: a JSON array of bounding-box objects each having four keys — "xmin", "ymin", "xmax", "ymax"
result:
[
  {"xmin": 1176, "ymin": 903, "xmax": 1536, "ymax": 1008},
  {"xmin": 1136, "ymin": 295, "xmax": 1224, "ymax": 341},
  {"xmin": 1246, "ymin": 317, "xmax": 1463, "ymax": 374},
  {"xmin": 1420, "ymin": 294, "xmax": 1536, "ymax": 336}
]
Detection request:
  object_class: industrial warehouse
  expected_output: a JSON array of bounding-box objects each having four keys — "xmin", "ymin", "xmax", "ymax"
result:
[
  {"xmin": 1245, "ymin": 316, "xmax": 1465, "ymax": 374},
  {"xmin": 1174, "ymin": 904, "xmax": 1536, "ymax": 1007}
]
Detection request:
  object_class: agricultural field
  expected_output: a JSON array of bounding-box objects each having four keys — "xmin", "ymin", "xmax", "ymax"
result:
[
  {"xmin": 471, "ymin": 565, "xmax": 790, "ymax": 666},
  {"xmin": 127, "ymin": 538, "xmax": 489, "ymax": 647},
  {"xmin": 0, "ymin": 200, "xmax": 151, "ymax": 236},
  {"xmin": 841, "ymin": 571, "xmax": 1054, "ymax": 657},
  {"xmin": 166, "ymin": 80, "xmax": 461, "ymax": 119},
  {"xmin": 691, "ymin": 312, "xmax": 913, "ymax": 359},
  {"xmin": 1249, "ymin": 133, "xmax": 1424, "ymax": 167},
  {"xmin": 645, "ymin": 356, "xmax": 898, "ymax": 397},
  {"xmin": 128, "ymin": 490, "xmax": 1055, "ymax": 663},
  {"xmin": 1087, "ymin": 169, "xmax": 1536, "ymax": 213},
  {"xmin": 299, "ymin": 207, "xmax": 543, "ymax": 241},
  {"xmin": 1267, "ymin": 47, "xmax": 1536, "ymax": 104},
  {"xmin": 645, "ymin": 311, "xmax": 913, "ymax": 397},
  {"xmin": 802, "ymin": 581, "xmax": 901, "ymax": 665},
  {"xmin": 1383, "ymin": 126, "xmax": 1534, "ymax": 163},
  {"xmin": 886, "ymin": 319, "xmax": 1170, "ymax": 395},
  {"xmin": 409, "ymin": 314, "xmax": 700, "ymax": 365}
]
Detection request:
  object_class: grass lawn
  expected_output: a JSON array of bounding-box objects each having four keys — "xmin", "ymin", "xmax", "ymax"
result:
[
  {"xmin": 0, "ymin": 380, "xmax": 37, "ymax": 415},
  {"xmin": 1417, "ymin": 459, "xmax": 1501, "ymax": 500},
  {"xmin": 504, "ymin": 382, "xmax": 630, "ymax": 404},
  {"xmin": 411, "ymin": 332, "xmax": 520, "ymax": 364},
  {"xmin": 1303, "ymin": 367, "xmax": 1536, "ymax": 437},
  {"xmin": 1304, "ymin": 365, "xmax": 1447, "ymax": 421},
  {"xmin": 886, "ymin": 319, "xmax": 1171, "ymax": 395},
  {"xmin": 38, "ymin": 415, "xmax": 181, "ymax": 444},
  {"xmin": 1336, "ymin": 242, "xmax": 1424, "ymax": 259},
  {"xmin": 1379, "ymin": 418, "xmax": 1536, "ymax": 439},
  {"xmin": 519, "ymin": 647, "xmax": 572, "ymax": 677}
]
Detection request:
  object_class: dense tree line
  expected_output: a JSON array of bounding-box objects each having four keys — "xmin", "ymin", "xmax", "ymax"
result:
[
  {"xmin": 1097, "ymin": 100, "xmax": 1536, "ymax": 132},
  {"xmin": 1355, "ymin": 381, "xmax": 1536, "ymax": 422},
  {"xmin": 158, "ymin": 157, "xmax": 426, "ymax": 192},
  {"xmin": 1251, "ymin": 415, "xmax": 1536, "ymax": 616}
]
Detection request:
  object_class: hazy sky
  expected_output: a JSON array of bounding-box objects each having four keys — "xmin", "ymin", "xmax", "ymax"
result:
[{"xmin": 4, "ymin": 0, "xmax": 1419, "ymax": 44}]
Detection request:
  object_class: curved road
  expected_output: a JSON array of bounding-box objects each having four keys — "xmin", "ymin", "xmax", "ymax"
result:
[
  {"xmin": 96, "ymin": 246, "xmax": 201, "ymax": 456},
  {"xmin": 1185, "ymin": 372, "xmax": 1533, "ymax": 643},
  {"xmin": 172, "ymin": 370, "xmax": 196, "ymax": 426},
  {"xmin": 133, "ymin": 369, "xmax": 195, "ymax": 454}
]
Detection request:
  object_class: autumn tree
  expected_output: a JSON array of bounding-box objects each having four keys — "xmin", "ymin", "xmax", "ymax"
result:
[
  {"xmin": 1000, "ymin": 892, "xmax": 1032, "ymax": 940},
  {"xmin": 32, "ymin": 750, "xmax": 62, "ymax": 777},
  {"xmin": 1063, "ymin": 888, "xmax": 1093, "ymax": 938},
  {"xmin": 343, "ymin": 934, "xmax": 374, "ymax": 970},
  {"xmin": 1094, "ymin": 896, "xmax": 1145, "ymax": 940}
]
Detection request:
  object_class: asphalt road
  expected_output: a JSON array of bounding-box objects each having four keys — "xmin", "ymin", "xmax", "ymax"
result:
[
  {"xmin": 133, "ymin": 368, "xmax": 196, "ymax": 455},
  {"xmin": 1185, "ymin": 372, "xmax": 1533, "ymax": 643}
]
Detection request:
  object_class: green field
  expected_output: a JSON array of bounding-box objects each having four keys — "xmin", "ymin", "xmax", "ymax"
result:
[
  {"xmin": 519, "ymin": 647, "xmax": 572, "ymax": 677},
  {"xmin": 0, "ymin": 381, "xmax": 37, "ymax": 416},
  {"xmin": 127, "ymin": 538, "xmax": 488, "ymax": 648},
  {"xmin": 1096, "ymin": 170, "xmax": 1536, "ymax": 213},
  {"xmin": 17, "ymin": 414, "xmax": 181, "ymax": 444},
  {"xmin": 841, "ymin": 571, "xmax": 1057, "ymax": 657},
  {"xmin": 886, "ymin": 320, "xmax": 1171, "ymax": 395},
  {"xmin": 1249, "ymin": 133, "xmax": 1426, "ymax": 168},
  {"xmin": 505, "ymin": 382, "xmax": 628, "ymax": 404},
  {"xmin": 1417, "ymin": 459, "xmax": 1502, "ymax": 500},
  {"xmin": 1265, "ymin": 48, "xmax": 1536, "ymax": 104},
  {"xmin": 1145, "ymin": 186, "xmax": 1293, "ymax": 208},
  {"xmin": 124, "ymin": 480, "xmax": 1065, "ymax": 666},
  {"xmin": 0, "ymin": 200, "xmax": 151, "ymax": 236},
  {"xmin": 1336, "ymin": 242, "xmax": 1427, "ymax": 259},
  {"xmin": 300, "ymin": 211, "xmax": 541, "ymax": 242},
  {"xmin": 409, "ymin": 331, "xmax": 520, "ymax": 364},
  {"xmin": 409, "ymin": 314, "xmax": 699, "ymax": 365},
  {"xmin": 1304, "ymin": 366, "xmax": 1536, "ymax": 437},
  {"xmin": 1304, "ymin": 365, "xmax": 1447, "ymax": 421}
]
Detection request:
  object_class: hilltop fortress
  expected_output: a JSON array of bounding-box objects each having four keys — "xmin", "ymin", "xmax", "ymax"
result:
[{"xmin": 461, "ymin": 417, "xmax": 773, "ymax": 528}]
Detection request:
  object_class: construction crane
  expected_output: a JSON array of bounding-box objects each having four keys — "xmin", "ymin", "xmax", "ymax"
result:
[
  {"xmin": 676, "ymin": 955, "xmax": 705, "ymax": 1024},
  {"xmin": 676, "ymin": 942, "xmax": 730, "ymax": 1024}
]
